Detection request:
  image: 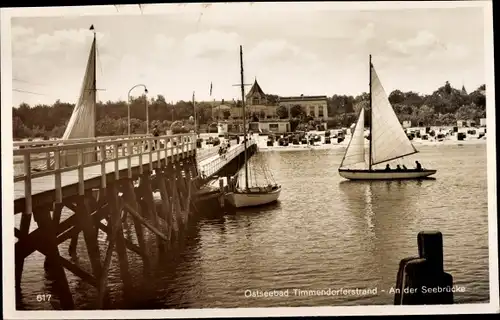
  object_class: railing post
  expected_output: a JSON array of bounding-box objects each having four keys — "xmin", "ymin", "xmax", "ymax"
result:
[
  {"xmin": 182, "ymin": 135, "xmax": 186, "ymax": 159},
  {"xmin": 148, "ymin": 139, "xmax": 153, "ymax": 172},
  {"xmin": 46, "ymin": 151, "xmax": 51, "ymax": 170},
  {"xmin": 164, "ymin": 137, "xmax": 169, "ymax": 166},
  {"xmin": 54, "ymin": 150, "xmax": 62, "ymax": 203},
  {"xmin": 162, "ymin": 137, "xmax": 167, "ymax": 163},
  {"xmin": 156, "ymin": 137, "xmax": 161, "ymax": 169},
  {"xmin": 100, "ymin": 146, "xmax": 107, "ymax": 189},
  {"xmin": 23, "ymin": 154, "xmax": 32, "ymax": 215},
  {"xmin": 77, "ymin": 148, "xmax": 84, "ymax": 195},
  {"xmin": 138, "ymin": 139, "xmax": 143, "ymax": 175},
  {"xmin": 114, "ymin": 143, "xmax": 119, "ymax": 181},
  {"xmin": 170, "ymin": 137, "xmax": 175, "ymax": 163},
  {"xmin": 127, "ymin": 141, "xmax": 132, "ymax": 179},
  {"xmin": 176, "ymin": 137, "xmax": 181, "ymax": 162}
]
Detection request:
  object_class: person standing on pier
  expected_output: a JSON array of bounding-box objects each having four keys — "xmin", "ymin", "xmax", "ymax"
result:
[{"xmin": 152, "ymin": 125, "xmax": 160, "ymax": 150}]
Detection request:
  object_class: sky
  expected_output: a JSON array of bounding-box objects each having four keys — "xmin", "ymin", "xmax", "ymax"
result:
[{"xmin": 8, "ymin": 2, "xmax": 489, "ymax": 107}]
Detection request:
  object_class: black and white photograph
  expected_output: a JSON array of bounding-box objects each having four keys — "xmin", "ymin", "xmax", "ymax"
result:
[{"xmin": 1, "ymin": 1, "xmax": 498, "ymax": 318}]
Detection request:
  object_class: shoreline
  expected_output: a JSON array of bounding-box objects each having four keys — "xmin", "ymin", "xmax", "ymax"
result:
[{"xmin": 253, "ymin": 136, "xmax": 487, "ymax": 152}]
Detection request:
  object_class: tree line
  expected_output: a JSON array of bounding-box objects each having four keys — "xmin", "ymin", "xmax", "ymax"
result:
[{"xmin": 12, "ymin": 81, "xmax": 486, "ymax": 139}]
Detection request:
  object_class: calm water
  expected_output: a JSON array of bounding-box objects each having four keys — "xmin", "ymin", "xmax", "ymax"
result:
[{"xmin": 15, "ymin": 143, "xmax": 490, "ymax": 310}]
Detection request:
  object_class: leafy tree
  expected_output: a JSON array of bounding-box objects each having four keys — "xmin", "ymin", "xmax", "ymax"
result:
[
  {"xmin": 265, "ymin": 94, "xmax": 280, "ymax": 105},
  {"xmin": 290, "ymin": 105, "xmax": 306, "ymax": 118},
  {"xmin": 388, "ymin": 90, "xmax": 405, "ymax": 104},
  {"xmin": 276, "ymin": 105, "xmax": 289, "ymax": 119},
  {"xmin": 10, "ymin": 81, "xmax": 487, "ymax": 137}
]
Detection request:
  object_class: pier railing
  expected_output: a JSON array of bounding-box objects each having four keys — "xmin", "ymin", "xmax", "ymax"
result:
[
  {"xmin": 199, "ymin": 140, "xmax": 256, "ymax": 178},
  {"xmin": 13, "ymin": 134, "xmax": 197, "ymax": 214},
  {"xmin": 196, "ymin": 146, "xmax": 221, "ymax": 162}
]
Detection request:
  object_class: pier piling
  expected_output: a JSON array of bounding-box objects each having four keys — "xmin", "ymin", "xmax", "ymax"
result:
[{"xmin": 394, "ymin": 231, "xmax": 454, "ymax": 305}]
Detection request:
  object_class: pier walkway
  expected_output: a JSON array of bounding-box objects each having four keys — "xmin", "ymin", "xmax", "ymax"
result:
[
  {"xmin": 13, "ymin": 132, "xmax": 257, "ymax": 310},
  {"xmin": 13, "ymin": 133, "xmax": 255, "ymax": 214}
]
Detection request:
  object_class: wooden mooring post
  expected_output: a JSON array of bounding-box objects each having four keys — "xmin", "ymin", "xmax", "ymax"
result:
[
  {"xmin": 394, "ymin": 231, "xmax": 454, "ymax": 305},
  {"xmin": 13, "ymin": 133, "xmax": 209, "ymax": 310}
]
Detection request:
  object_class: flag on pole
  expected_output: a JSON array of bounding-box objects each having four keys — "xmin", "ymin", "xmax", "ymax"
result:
[{"xmin": 210, "ymin": 82, "xmax": 213, "ymax": 96}]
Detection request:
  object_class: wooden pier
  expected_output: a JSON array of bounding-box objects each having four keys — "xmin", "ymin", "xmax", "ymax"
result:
[{"xmin": 12, "ymin": 133, "xmax": 256, "ymax": 309}]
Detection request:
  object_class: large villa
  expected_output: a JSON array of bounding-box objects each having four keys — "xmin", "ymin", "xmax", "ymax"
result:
[
  {"xmin": 205, "ymin": 79, "xmax": 329, "ymax": 134},
  {"xmin": 210, "ymin": 79, "xmax": 329, "ymax": 122}
]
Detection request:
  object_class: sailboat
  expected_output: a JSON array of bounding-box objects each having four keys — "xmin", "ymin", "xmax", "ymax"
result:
[
  {"xmin": 33, "ymin": 25, "xmax": 98, "ymax": 171},
  {"xmin": 338, "ymin": 55, "xmax": 436, "ymax": 180},
  {"xmin": 225, "ymin": 45, "xmax": 282, "ymax": 208}
]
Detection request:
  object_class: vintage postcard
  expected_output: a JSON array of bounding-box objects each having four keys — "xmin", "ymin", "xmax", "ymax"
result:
[{"xmin": 1, "ymin": 1, "xmax": 498, "ymax": 319}]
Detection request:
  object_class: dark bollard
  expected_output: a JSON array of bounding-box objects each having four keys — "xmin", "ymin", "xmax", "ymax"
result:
[{"xmin": 394, "ymin": 231, "xmax": 454, "ymax": 305}]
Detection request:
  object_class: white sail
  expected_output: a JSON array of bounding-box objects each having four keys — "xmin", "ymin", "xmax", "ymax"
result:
[
  {"xmin": 62, "ymin": 38, "xmax": 96, "ymax": 141},
  {"xmin": 340, "ymin": 107, "xmax": 365, "ymax": 167},
  {"xmin": 61, "ymin": 37, "xmax": 98, "ymax": 167},
  {"xmin": 370, "ymin": 64, "xmax": 417, "ymax": 165},
  {"xmin": 33, "ymin": 34, "xmax": 97, "ymax": 171}
]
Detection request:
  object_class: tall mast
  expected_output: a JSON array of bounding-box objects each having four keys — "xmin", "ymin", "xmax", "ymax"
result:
[
  {"xmin": 368, "ymin": 54, "xmax": 373, "ymax": 171},
  {"xmin": 192, "ymin": 91, "xmax": 197, "ymax": 135},
  {"xmin": 240, "ymin": 45, "xmax": 249, "ymax": 190},
  {"xmin": 91, "ymin": 25, "xmax": 97, "ymax": 137}
]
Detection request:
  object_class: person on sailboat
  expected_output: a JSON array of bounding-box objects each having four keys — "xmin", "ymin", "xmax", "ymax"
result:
[
  {"xmin": 415, "ymin": 161, "xmax": 422, "ymax": 171},
  {"xmin": 402, "ymin": 164, "xmax": 408, "ymax": 170},
  {"xmin": 396, "ymin": 165, "xmax": 402, "ymax": 171},
  {"xmin": 385, "ymin": 164, "xmax": 391, "ymax": 171}
]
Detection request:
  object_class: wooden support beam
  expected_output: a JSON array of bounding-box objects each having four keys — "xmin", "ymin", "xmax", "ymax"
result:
[
  {"xmin": 15, "ymin": 212, "xmax": 32, "ymax": 297},
  {"xmin": 96, "ymin": 208, "xmax": 124, "ymax": 309},
  {"xmin": 74, "ymin": 195, "xmax": 102, "ymax": 280},
  {"xmin": 122, "ymin": 179, "xmax": 150, "ymax": 273},
  {"xmin": 52, "ymin": 202, "xmax": 64, "ymax": 227},
  {"xmin": 106, "ymin": 183, "xmax": 132, "ymax": 300},
  {"xmin": 15, "ymin": 203, "xmax": 108, "ymax": 261},
  {"xmin": 173, "ymin": 170, "xmax": 187, "ymax": 228},
  {"xmin": 16, "ymin": 224, "xmax": 98, "ymax": 288},
  {"xmin": 157, "ymin": 171, "xmax": 173, "ymax": 244},
  {"xmin": 123, "ymin": 202, "xmax": 170, "ymax": 243},
  {"xmin": 166, "ymin": 171, "xmax": 181, "ymax": 234},
  {"xmin": 142, "ymin": 173, "xmax": 164, "ymax": 253},
  {"xmin": 97, "ymin": 221, "xmax": 147, "ymax": 260},
  {"xmin": 32, "ymin": 207, "xmax": 75, "ymax": 309},
  {"xmin": 97, "ymin": 237, "xmax": 115, "ymax": 309}
]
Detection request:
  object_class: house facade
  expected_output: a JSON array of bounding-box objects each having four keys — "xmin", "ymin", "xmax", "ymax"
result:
[
  {"xmin": 278, "ymin": 95, "xmax": 329, "ymax": 120},
  {"xmin": 210, "ymin": 79, "xmax": 329, "ymax": 121}
]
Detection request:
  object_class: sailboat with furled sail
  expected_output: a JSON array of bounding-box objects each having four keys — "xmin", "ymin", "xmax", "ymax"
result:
[
  {"xmin": 225, "ymin": 45, "xmax": 281, "ymax": 208},
  {"xmin": 338, "ymin": 55, "xmax": 436, "ymax": 180}
]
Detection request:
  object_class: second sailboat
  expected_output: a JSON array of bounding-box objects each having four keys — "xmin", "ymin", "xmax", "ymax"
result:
[{"xmin": 225, "ymin": 45, "xmax": 282, "ymax": 208}]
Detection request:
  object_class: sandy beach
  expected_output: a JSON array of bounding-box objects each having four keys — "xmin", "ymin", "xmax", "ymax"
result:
[{"xmin": 246, "ymin": 127, "xmax": 488, "ymax": 152}]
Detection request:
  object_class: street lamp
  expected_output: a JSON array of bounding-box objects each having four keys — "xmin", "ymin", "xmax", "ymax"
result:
[{"xmin": 127, "ymin": 84, "xmax": 149, "ymax": 136}]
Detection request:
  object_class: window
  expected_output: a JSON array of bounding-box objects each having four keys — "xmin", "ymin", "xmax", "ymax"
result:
[
  {"xmin": 318, "ymin": 107, "xmax": 324, "ymax": 117},
  {"xmin": 269, "ymin": 123, "xmax": 279, "ymax": 131},
  {"xmin": 252, "ymin": 97, "xmax": 259, "ymax": 105}
]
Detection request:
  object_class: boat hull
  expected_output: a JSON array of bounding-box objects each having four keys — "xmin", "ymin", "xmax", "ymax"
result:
[
  {"xmin": 225, "ymin": 187, "xmax": 281, "ymax": 208},
  {"xmin": 338, "ymin": 169, "xmax": 436, "ymax": 180}
]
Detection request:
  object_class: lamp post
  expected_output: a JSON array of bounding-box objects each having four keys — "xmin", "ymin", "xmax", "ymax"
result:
[{"xmin": 127, "ymin": 84, "xmax": 148, "ymax": 136}]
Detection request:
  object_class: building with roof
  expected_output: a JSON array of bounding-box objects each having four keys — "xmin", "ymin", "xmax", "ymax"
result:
[
  {"xmin": 208, "ymin": 79, "xmax": 329, "ymax": 122},
  {"xmin": 278, "ymin": 94, "xmax": 328, "ymax": 120}
]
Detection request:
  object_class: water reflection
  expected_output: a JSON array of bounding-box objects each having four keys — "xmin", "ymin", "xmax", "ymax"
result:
[
  {"xmin": 337, "ymin": 179, "xmax": 436, "ymax": 288},
  {"xmin": 16, "ymin": 144, "xmax": 489, "ymax": 309}
]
